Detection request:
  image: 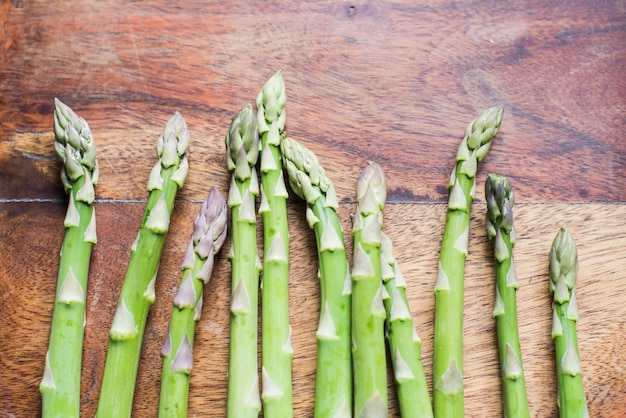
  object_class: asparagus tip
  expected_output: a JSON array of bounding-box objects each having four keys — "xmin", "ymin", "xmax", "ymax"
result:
[
  {"xmin": 53, "ymin": 98, "xmax": 97, "ymax": 189},
  {"xmin": 549, "ymin": 227, "xmax": 579, "ymax": 298},
  {"xmin": 226, "ymin": 104, "xmax": 259, "ymax": 174}
]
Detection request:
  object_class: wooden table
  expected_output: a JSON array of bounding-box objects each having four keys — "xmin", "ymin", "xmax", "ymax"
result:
[{"xmin": 1, "ymin": 1, "xmax": 625, "ymax": 416}]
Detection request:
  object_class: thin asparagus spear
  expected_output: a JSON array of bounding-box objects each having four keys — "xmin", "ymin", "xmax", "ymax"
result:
[
  {"xmin": 280, "ymin": 137, "xmax": 352, "ymax": 418},
  {"xmin": 351, "ymin": 161, "xmax": 388, "ymax": 417},
  {"xmin": 549, "ymin": 228, "xmax": 588, "ymax": 418},
  {"xmin": 485, "ymin": 173, "xmax": 530, "ymax": 418},
  {"xmin": 256, "ymin": 71, "xmax": 293, "ymax": 417},
  {"xmin": 226, "ymin": 104, "xmax": 262, "ymax": 418},
  {"xmin": 40, "ymin": 99, "xmax": 98, "ymax": 418},
  {"xmin": 96, "ymin": 112, "xmax": 189, "ymax": 418},
  {"xmin": 380, "ymin": 232, "xmax": 433, "ymax": 418},
  {"xmin": 432, "ymin": 105, "xmax": 504, "ymax": 417},
  {"xmin": 158, "ymin": 187, "xmax": 228, "ymax": 417}
]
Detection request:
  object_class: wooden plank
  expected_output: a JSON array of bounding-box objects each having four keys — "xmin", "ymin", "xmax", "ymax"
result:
[
  {"xmin": 1, "ymin": 1, "xmax": 625, "ymax": 203},
  {"xmin": 1, "ymin": 200, "xmax": 625, "ymax": 416}
]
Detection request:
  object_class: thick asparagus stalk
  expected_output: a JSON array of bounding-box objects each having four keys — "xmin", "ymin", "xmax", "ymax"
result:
[
  {"xmin": 40, "ymin": 99, "xmax": 98, "ymax": 418},
  {"xmin": 380, "ymin": 232, "xmax": 433, "ymax": 418},
  {"xmin": 280, "ymin": 137, "xmax": 352, "ymax": 418},
  {"xmin": 485, "ymin": 174, "xmax": 530, "ymax": 418},
  {"xmin": 549, "ymin": 228, "xmax": 588, "ymax": 417},
  {"xmin": 226, "ymin": 104, "xmax": 262, "ymax": 418},
  {"xmin": 432, "ymin": 105, "xmax": 504, "ymax": 417},
  {"xmin": 351, "ymin": 161, "xmax": 388, "ymax": 417},
  {"xmin": 96, "ymin": 112, "xmax": 189, "ymax": 418},
  {"xmin": 158, "ymin": 187, "xmax": 228, "ymax": 417},
  {"xmin": 256, "ymin": 71, "xmax": 293, "ymax": 417}
]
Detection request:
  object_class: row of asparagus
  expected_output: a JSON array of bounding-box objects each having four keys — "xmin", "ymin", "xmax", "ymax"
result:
[{"xmin": 40, "ymin": 72, "xmax": 587, "ymax": 417}]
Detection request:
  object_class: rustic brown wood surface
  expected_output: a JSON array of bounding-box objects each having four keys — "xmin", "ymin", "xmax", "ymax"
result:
[{"xmin": 1, "ymin": 1, "xmax": 625, "ymax": 417}]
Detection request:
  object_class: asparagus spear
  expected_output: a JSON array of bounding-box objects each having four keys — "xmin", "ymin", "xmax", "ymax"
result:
[
  {"xmin": 432, "ymin": 105, "xmax": 504, "ymax": 417},
  {"xmin": 40, "ymin": 99, "xmax": 98, "ymax": 418},
  {"xmin": 225, "ymin": 104, "xmax": 262, "ymax": 418},
  {"xmin": 158, "ymin": 187, "xmax": 228, "ymax": 417},
  {"xmin": 549, "ymin": 228, "xmax": 588, "ymax": 417},
  {"xmin": 256, "ymin": 71, "xmax": 293, "ymax": 417},
  {"xmin": 96, "ymin": 112, "xmax": 189, "ymax": 418},
  {"xmin": 280, "ymin": 137, "xmax": 352, "ymax": 418},
  {"xmin": 380, "ymin": 232, "xmax": 433, "ymax": 418},
  {"xmin": 351, "ymin": 161, "xmax": 388, "ymax": 417},
  {"xmin": 485, "ymin": 174, "xmax": 530, "ymax": 418}
]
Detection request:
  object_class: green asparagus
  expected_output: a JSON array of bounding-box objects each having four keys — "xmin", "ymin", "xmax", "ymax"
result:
[
  {"xmin": 158, "ymin": 187, "xmax": 228, "ymax": 417},
  {"xmin": 485, "ymin": 173, "xmax": 529, "ymax": 418},
  {"xmin": 40, "ymin": 99, "xmax": 98, "ymax": 418},
  {"xmin": 96, "ymin": 112, "xmax": 189, "ymax": 418},
  {"xmin": 226, "ymin": 104, "xmax": 262, "ymax": 418},
  {"xmin": 432, "ymin": 105, "xmax": 504, "ymax": 417},
  {"xmin": 350, "ymin": 161, "xmax": 388, "ymax": 417},
  {"xmin": 380, "ymin": 232, "xmax": 433, "ymax": 418},
  {"xmin": 280, "ymin": 137, "xmax": 352, "ymax": 418},
  {"xmin": 549, "ymin": 228, "xmax": 588, "ymax": 417},
  {"xmin": 256, "ymin": 71, "xmax": 293, "ymax": 417}
]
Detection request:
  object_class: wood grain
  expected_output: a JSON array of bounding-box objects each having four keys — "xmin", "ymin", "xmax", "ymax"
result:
[
  {"xmin": 1, "ymin": 0, "xmax": 625, "ymax": 417},
  {"xmin": 1, "ymin": 1, "xmax": 625, "ymax": 203}
]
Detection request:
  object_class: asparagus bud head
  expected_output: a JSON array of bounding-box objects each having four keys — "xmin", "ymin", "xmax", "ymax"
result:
[
  {"xmin": 157, "ymin": 111, "xmax": 190, "ymax": 167},
  {"xmin": 191, "ymin": 187, "xmax": 228, "ymax": 268},
  {"xmin": 549, "ymin": 228, "xmax": 579, "ymax": 299},
  {"xmin": 464, "ymin": 105, "xmax": 504, "ymax": 160},
  {"xmin": 226, "ymin": 104, "xmax": 259, "ymax": 177},
  {"xmin": 256, "ymin": 70, "xmax": 287, "ymax": 136},
  {"xmin": 356, "ymin": 161, "xmax": 386, "ymax": 218},
  {"xmin": 53, "ymin": 98, "xmax": 98, "ymax": 195},
  {"xmin": 452, "ymin": 105, "xmax": 503, "ymax": 183},
  {"xmin": 485, "ymin": 173, "xmax": 515, "ymax": 240},
  {"xmin": 280, "ymin": 137, "xmax": 331, "ymax": 204}
]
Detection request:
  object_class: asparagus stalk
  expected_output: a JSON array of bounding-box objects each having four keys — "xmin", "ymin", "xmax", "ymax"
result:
[
  {"xmin": 380, "ymin": 232, "xmax": 433, "ymax": 418},
  {"xmin": 432, "ymin": 105, "xmax": 504, "ymax": 417},
  {"xmin": 280, "ymin": 137, "xmax": 352, "ymax": 418},
  {"xmin": 485, "ymin": 174, "xmax": 530, "ymax": 418},
  {"xmin": 549, "ymin": 228, "xmax": 588, "ymax": 417},
  {"xmin": 350, "ymin": 161, "xmax": 388, "ymax": 417},
  {"xmin": 96, "ymin": 112, "xmax": 189, "ymax": 418},
  {"xmin": 256, "ymin": 71, "xmax": 293, "ymax": 417},
  {"xmin": 225, "ymin": 104, "xmax": 262, "ymax": 418},
  {"xmin": 40, "ymin": 99, "xmax": 98, "ymax": 418},
  {"xmin": 158, "ymin": 187, "xmax": 228, "ymax": 417}
]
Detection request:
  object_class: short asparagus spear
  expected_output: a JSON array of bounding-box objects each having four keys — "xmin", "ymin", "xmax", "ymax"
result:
[
  {"xmin": 256, "ymin": 71, "xmax": 293, "ymax": 417},
  {"xmin": 96, "ymin": 112, "xmax": 189, "ymax": 418},
  {"xmin": 158, "ymin": 187, "xmax": 228, "ymax": 417},
  {"xmin": 40, "ymin": 99, "xmax": 98, "ymax": 418},
  {"xmin": 432, "ymin": 105, "xmax": 504, "ymax": 417},
  {"xmin": 280, "ymin": 137, "xmax": 352, "ymax": 418},
  {"xmin": 226, "ymin": 104, "xmax": 262, "ymax": 418},
  {"xmin": 380, "ymin": 232, "xmax": 433, "ymax": 418},
  {"xmin": 549, "ymin": 228, "xmax": 588, "ymax": 418},
  {"xmin": 485, "ymin": 174, "xmax": 530, "ymax": 418},
  {"xmin": 351, "ymin": 161, "xmax": 388, "ymax": 417}
]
